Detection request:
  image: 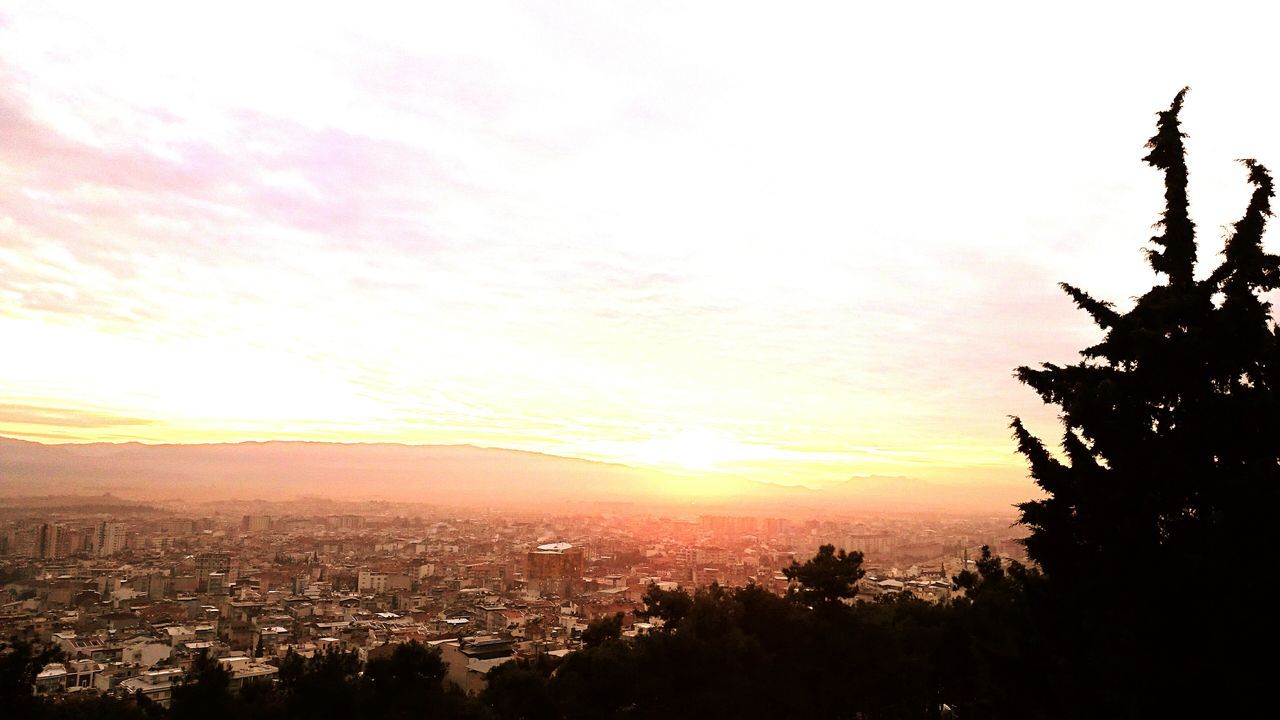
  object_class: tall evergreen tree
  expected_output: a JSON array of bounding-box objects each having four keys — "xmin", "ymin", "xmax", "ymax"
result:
[{"xmin": 1011, "ymin": 88, "xmax": 1280, "ymax": 712}]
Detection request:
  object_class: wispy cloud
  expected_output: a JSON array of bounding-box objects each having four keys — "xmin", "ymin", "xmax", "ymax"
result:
[{"xmin": 0, "ymin": 403, "xmax": 156, "ymax": 428}]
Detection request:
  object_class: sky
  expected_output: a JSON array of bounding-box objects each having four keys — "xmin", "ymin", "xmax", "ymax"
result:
[{"xmin": 2, "ymin": 2, "xmax": 1280, "ymax": 494}]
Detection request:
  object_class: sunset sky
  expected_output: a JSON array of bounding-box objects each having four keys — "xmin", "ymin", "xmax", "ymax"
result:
[{"xmin": 3, "ymin": 3, "xmax": 1280, "ymax": 492}]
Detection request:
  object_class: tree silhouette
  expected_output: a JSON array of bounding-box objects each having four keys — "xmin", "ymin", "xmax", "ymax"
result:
[
  {"xmin": 279, "ymin": 647, "xmax": 363, "ymax": 720},
  {"xmin": 580, "ymin": 613, "xmax": 624, "ymax": 648},
  {"xmin": 360, "ymin": 641, "xmax": 449, "ymax": 719},
  {"xmin": 1011, "ymin": 87, "xmax": 1280, "ymax": 713},
  {"xmin": 484, "ymin": 657, "xmax": 561, "ymax": 720},
  {"xmin": 782, "ymin": 544, "xmax": 864, "ymax": 605},
  {"xmin": 0, "ymin": 638, "xmax": 62, "ymax": 717},
  {"xmin": 170, "ymin": 651, "xmax": 232, "ymax": 720},
  {"xmin": 639, "ymin": 583, "xmax": 693, "ymax": 629}
]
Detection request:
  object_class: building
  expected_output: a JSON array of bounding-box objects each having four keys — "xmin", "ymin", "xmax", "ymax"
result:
[
  {"xmin": 331, "ymin": 515, "xmax": 366, "ymax": 530},
  {"xmin": 34, "ymin": 659, "xmax": 103, "ymax": 694},
  {"xmin": 206, "ymin": 572, "xmax": 228, "ymax": 595},
  {"xmin": 357, "ymin": 570, "xmax": 411, "ymax": 594},
  {"xmin": 527, "ymin": 543, "xmax": 585, "ymax": 598},
  {"xmin": 218, "ymin": 656, "xmax": 279, "ymax": 692},
  {"xmin": 122, "ymin": 637, "xmax": 172, "ymax": 668},
  {"xmin": 4, "ymin": 524, "xmax": 40, "ymax": 557},
  {"xmin": 93, "ymin": 522, "xmax": 126, "ymax": 557},
  {"xmin": 241, "ymin": 515, "xmax": 273, "ymax": 533},
  {"xmin": 159, "ymin": 519, "xmax": 196, "ymax": 535},
  {"xmin": 38, "ymin": 523, "xmax": 67, "ymax": 559},
  {"xmin": 118, "ymin": 668, "xmax": 185, "ymax": 707},
  {"xmin": 195, "ymin": 552, "xmax": 235, "ymax": 592},
  {"xmin": 438, "ymin": 636, "xmax": 515, "ymax": 695}
]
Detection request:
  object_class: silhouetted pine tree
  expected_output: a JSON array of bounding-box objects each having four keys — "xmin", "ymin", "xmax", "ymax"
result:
[
  {"xmin": 1012, "ymin": 88, "xmax": 1280, "ymax": 712},
  {"xmin": 782, "ymin": 543, "xmax": 864, "ymax": 605}
]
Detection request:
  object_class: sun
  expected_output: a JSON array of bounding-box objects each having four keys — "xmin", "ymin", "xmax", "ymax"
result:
[{"xmin": 625, "ymin": 430, "xmax": 757, "ymax": 473}]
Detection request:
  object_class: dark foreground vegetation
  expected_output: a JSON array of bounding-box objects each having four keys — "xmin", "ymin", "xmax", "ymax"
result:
[{"xmin": 5, "ymin": 90, "xmax": 1278, "ymax": 718}]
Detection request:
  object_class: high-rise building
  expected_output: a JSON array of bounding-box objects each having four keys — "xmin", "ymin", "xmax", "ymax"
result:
[
  {"xmin": 330, "ymin": 515, "xmax": 366, "ymax": 530},
  {"xmin": 93, "ymin": 522, "xmax": 126, "ymax": 557},
  {"xmin": 38, "ymin": 523, "xmax": 66, "ymax": 559},
  {"xmin": 241, "ymin": 515, "xmax": 273, "ymax": 533},
  {"xmin": 526, "ymin": 542, "xmax": 585, "ymax": 598},
  {"xmin": 159, "ymin": 519, "xmax": 196, "ymax": 535},
  {"xmin": 4, "ymin": 524, "xmax": 40, "ymax": 558}
]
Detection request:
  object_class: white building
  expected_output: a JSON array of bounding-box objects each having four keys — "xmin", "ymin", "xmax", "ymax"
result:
[
  {"xmin": 357, "ymin": 570, "xmax": 410, "ymax": 593},
  {"xmin": 118, "ymin": 667, "xmax": 184, "ymax": 707},
  {"xmin": 122, "ymin": 637, "xmax": 172, "ymax": 668},
  {"xmin": 218, "ymin": 656, "xmax": 279, "ymax": 692},
  {"xmin": 93, "ymin": 522, "xmax": 126, "ymax": 557},
  {"xmin": 34, "ymin": 659, "xmax": 103, "ymax": 694}
]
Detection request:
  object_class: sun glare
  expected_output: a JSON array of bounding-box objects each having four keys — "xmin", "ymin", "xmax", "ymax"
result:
[{"xmin": 597, "ymin": 430, "xmax": 767, "ymax": 474}]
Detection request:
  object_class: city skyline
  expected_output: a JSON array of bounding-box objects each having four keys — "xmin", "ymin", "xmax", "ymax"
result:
[{"xmin": 4, "ymin": 3, "xmax": 1280, "ymax": 497}]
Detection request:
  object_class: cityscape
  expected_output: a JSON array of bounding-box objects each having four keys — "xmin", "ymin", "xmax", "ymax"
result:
[{"xmin": 2, "ymin": 495, "xmax": 1023, "ymax": 705}]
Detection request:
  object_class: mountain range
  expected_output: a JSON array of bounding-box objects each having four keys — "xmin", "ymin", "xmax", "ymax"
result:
[{"xmin": 0, "ymin": 436, "xmax": 1030, "ymax": 514}]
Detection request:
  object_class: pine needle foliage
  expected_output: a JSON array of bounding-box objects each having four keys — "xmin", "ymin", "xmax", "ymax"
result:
[{"xmin": 1012, "ymin": 88, "xmax": 1280, "ymax": 713}]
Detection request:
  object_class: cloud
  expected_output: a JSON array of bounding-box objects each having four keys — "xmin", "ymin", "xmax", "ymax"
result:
[{"xmin": 0, "ymin": 403, "xmax": 157, "ymax": 429}]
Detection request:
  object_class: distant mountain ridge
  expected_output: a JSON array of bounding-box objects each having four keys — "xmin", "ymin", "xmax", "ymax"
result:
[{"xmin": 0, "ymin": 436, "xmax": 1029, "ymax": 513}]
